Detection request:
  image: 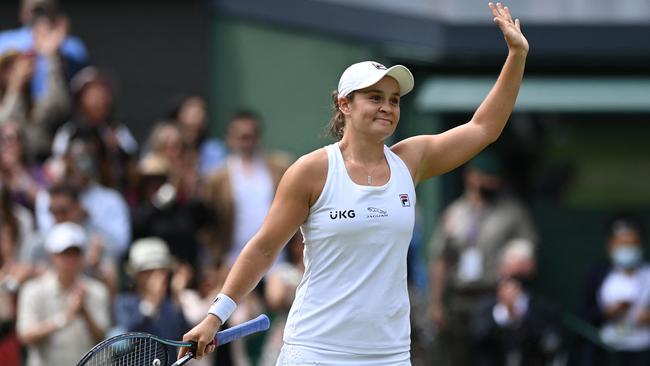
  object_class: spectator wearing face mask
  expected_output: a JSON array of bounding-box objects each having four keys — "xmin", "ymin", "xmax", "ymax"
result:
[
  {"xmin": 428, "ymin": 152, "xmax": 538, "ymax": 366},
  {"xmin": 579, "ymin": 215, "xmax": 650, "ymax": 366}
]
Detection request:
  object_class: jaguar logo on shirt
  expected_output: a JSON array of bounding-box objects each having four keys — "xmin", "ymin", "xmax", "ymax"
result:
[
  {"xmin": 366, "ymin": 207, "xmax": 388, "ymax": 218},
  {"xmin": 330, "ymin": 210, "xmax": 356, "ymax": 219}
]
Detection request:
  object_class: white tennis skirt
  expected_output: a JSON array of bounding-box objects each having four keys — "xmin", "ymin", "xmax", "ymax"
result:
[{"xmin": 275, "ymin": 343, "xmax": 411, "ymax": 366}]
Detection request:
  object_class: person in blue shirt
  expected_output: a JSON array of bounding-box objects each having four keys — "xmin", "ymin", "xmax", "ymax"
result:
[
  {"xmin": 114, "ymin": 237, "xmax": 190, "ymax": 341},
  {"xmin": 0, "ymin": 0, "xmax": 88, "ymax": 99}
]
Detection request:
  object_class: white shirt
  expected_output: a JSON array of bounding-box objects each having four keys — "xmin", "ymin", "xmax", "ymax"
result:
[
  {"xmin": 283, "ymin": 143, "xmax": 416, "ymax": 356},
  {"xmin": 598, "ymin": 264, "xmax": 650, "ymax": 351},
  {"xmin": 16, "ymin": 272, "xmax": 111, "ymax": 366},
  {"xmin": 227, "ymin": 155, "xmax": 275, "ymax": 266}
]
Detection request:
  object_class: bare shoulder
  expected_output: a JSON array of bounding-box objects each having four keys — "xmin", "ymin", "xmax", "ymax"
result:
[
  {"xmin": 390, "ymin": 136, "xmax": 428, "ymax": 181},
  {"xmin": 280, "ymin": 147, "xmax": 329, "ymax": 206}
]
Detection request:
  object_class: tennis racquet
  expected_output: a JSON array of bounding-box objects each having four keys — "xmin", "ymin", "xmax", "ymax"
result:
[{"xmin": 76, "ymin": 314, "xmax": 270, "ymax": 366}]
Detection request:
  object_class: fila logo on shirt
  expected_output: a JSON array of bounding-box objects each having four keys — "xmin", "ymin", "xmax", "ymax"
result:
[
  {"xmin": 399, "ymin": 194, "xmax": 410, "ymax": 207},
  {"xmin": 330, "ymin": 210, "xmax": 356, "ymax": 219}
]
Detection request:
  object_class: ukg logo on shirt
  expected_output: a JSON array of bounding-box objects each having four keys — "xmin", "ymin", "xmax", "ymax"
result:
[{"xmin": 330, "ymin": 210, "xmax": 356, "ymax": 219}]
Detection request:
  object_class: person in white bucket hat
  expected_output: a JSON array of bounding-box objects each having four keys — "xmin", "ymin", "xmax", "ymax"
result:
[
  {"xmin": 181, "ymin": 3, "xmax": 529, "ymax": 364},
  {"xmin": 114, "ymin": 237, "xmax": 190, "ymax": 345}
]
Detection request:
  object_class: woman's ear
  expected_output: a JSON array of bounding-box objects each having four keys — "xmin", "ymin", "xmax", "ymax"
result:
[{"xmin": 338, "ymin": 96, "xmax": 351, "ymax": 115}]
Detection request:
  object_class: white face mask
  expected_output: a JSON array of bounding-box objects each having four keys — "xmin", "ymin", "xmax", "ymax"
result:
[{"xmin": 611, "ymin": 245, "xmax": 643, "ymax": 269}]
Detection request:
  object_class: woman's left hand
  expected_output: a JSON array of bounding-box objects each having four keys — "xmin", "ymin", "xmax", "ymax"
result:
[{"xmin": 489, "ymin": 2, "xmax": 529, "ymax": 54}]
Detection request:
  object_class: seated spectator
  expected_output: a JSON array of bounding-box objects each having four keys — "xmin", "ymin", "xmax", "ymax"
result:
[
  {"xmin": 0, "ymin": 121, "xmax": 51, "ymax": 210},
  {"xmin": 35, "ymin": 130, "xmax": 132, "ymax": 259},
  {"xmin": 52, "ymin": 67, "xmax": 137, "ymax": 191},
  {"xmin": 588, "ymin": 216, "xmax": 650, "ymax": 365},
  {"xmin": 168, "ymin": 94, "xmax": 227, "ymax": 178},
  {"xmin": 471, "ymin": 238, "xmax": 563, "ymax": 366},
  {"xmin": 0, "ymin": 0, "xmax": 88, "ymax": 99},
  {"xmin": 114, "ymin": 237, "xmax": 189, "ymax": 342},
  {"xmin": 16, "ymin": 222, "xmax": 110, "ymax": 366}
]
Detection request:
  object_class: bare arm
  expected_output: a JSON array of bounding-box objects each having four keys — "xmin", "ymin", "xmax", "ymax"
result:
[
  {"xmin": 220, "ymin": 157, "xmax": 314, "ymax": 303},
  {"xmin": 179, "ymin": 151, "xmax": 325, "ymax": 359},
  {"xmin": 393, "ymin": 2, "xmax": 528, "ymax": 183}
]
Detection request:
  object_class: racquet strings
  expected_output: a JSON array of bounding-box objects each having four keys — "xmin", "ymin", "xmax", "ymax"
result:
[{"xmin": 81, "ymin": 336, "xmax": 170, "ymax": 366}]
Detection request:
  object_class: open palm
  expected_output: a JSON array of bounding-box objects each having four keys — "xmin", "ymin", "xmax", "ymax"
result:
[{"xmin": 489, "ymin": 2, "xmax": 529, "ymax": 53}]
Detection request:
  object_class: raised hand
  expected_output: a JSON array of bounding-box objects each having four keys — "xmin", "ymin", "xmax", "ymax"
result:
[
  {"xmin": 7, "ymin": 54, "xmax": 35, "ymax": 90},
  {"xmin": 489, "ymin": 2, "xmax": 529, "ymax": 54},
  {"xmin": 144, "ymin": 269, "xmax": 169, "ymax": 309},
  {"xmin": 67, "ymin": 285, "xmax": 87, "ymax": 317},
  {"xmin": 33, "ymin": 15, "xmax": 69, "ymax": 57},
  {"xmin": 498, "ymin": 278, "xmax": 523, "ymax": 317}
]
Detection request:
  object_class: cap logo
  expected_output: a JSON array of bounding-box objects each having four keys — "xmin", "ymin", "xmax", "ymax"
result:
[{"xmin": 371, "ymin": 62, "xmax": 387, "ymax": 70}]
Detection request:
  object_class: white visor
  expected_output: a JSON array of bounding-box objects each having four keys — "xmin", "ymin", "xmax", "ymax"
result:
[{"xmin": 337, "ymin": 61, "xmax": 414, "ymax": 98}]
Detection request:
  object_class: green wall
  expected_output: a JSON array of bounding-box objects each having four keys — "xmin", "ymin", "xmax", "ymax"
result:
[{"xmin": 211, "ymin": 19, "xmax": 376, "ymax": 156}]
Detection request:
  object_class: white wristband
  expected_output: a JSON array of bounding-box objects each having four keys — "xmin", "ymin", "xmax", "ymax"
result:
[{"xmin": 207, "ymin": 293, "xmax": 237, "ymax": 323}]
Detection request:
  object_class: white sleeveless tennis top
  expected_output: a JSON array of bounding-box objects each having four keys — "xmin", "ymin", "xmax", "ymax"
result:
[{"xmin": 283, "ymin": 142, "xmax": 416, "ymax": 355}]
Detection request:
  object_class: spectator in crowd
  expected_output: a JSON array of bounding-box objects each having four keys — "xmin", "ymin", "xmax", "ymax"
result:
[
  {"xmin": 52, "ymin": 67, "xmax": 138, "ymax": 191},
  {"xmin": 0, "ymin": 175, "xmax": 43, "ymax": 265},
  {"xmin": 579, "ymin": 215, "xmax": 650, "ymax": 366},
  {"xmin": 48, "ymin": 184, "xmax": 118, "ymax": 292},
  {"xmin": 0, "ymin": 121, "xmax": 50, "ymax": 210},
  {"xmin": 35, "ymin": 130, "xmax": 132, "ymax": 258},
  {"xmin": 0, "ymin": 0, "xmax": 88, "ymax": 99},
  {"xmin": 471, "ymin": 238, "xmax": 563, "ymax": 366},
  {"xmin": 203, "ymin": 110, "xmax": 291, "ymax": 266},
  {"xmin": 131, "ymin": 153, "xmax": 212, "ymax": 268},
  {"xmin": 168, "ymin": 94, "xmax": 227, "ymax": 178},
  {"xmin": 428, "ymin": 152, "xmax": 538, "ymax": 366},
  {"xmin": 114, "ymin": 237, "xmax": 190, "ymax": 342},
  {"xmin": 143, "ymin": 121, "xmax": 200, "ymax": 202},
  {"xmin": 259, "ymin": 231, "xmax": 305, "ymax": 366},
  {"xmin": 16, "ymin": 222, "xmax": 110, "ymax": 366},
  {"xmin": 0, "ymin": 14, "xmax": 71, "ymax": 160}
]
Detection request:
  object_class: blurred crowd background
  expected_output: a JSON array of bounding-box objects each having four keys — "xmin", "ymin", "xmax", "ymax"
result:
[{"xmin": 1, "ymin": 0, "xmax": 650, "ymax": 365}]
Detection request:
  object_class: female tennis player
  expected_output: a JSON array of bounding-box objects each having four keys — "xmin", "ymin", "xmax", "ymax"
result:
[{"xmin": 180, "ymin": 2, "xmax": 528, "ymax": 364}]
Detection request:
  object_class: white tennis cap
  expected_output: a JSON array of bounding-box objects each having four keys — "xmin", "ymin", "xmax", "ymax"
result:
[
  {"xmin": 46, "ymin": 222, "xmax": 87, "ymax": 253},
  {"xmin": 337, "ymin": 61, "xmax": 414, "ymax": 98},
  {"xmin": 128, "ymin": 237, "xmax": 172, "ymax": 273}
]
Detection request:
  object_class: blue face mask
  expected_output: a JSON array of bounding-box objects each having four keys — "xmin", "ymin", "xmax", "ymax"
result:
[{"xmin": 611, "ymin": 245, "xmax": 643, "ymax": 269}]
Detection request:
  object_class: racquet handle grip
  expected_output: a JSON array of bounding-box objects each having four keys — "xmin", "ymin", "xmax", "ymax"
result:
[{"xmin": 215, "ymin": 314, "xmax": 270, "ymax": 346}]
